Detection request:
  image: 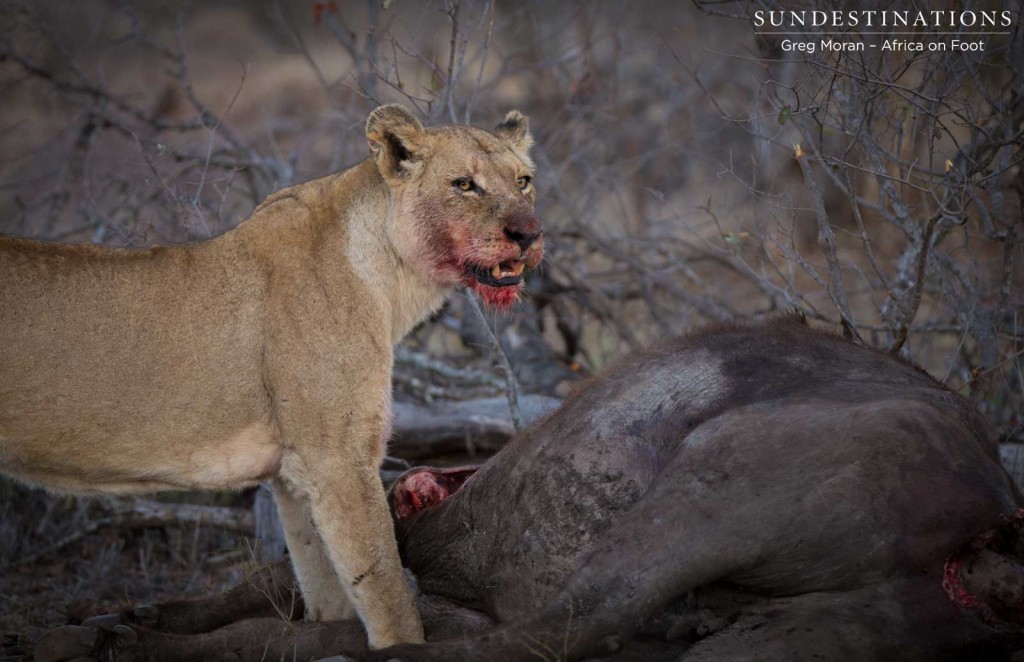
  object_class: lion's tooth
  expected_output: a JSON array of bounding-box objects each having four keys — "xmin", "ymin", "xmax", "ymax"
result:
[
  {"xmin": 512, "ymin": 263, "xmax": 525, "ymax": 276},
  {"xmin": 491, "ymin": 265, "xmax": 501, "ymax": 279}
]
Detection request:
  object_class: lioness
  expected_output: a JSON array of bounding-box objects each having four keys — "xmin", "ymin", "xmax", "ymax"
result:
[{"xmin": 0, "ymin": 105, "xmax": 543, "ymax": 649}]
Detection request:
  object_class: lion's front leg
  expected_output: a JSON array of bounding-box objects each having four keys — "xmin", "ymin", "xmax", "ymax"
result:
[
  {"xmin": 272, "ymin": 382, "xmax": 424, "ymax": 650},
  {"xmin": 279, "ymin": 452, "xmax": 423, "ymax": 649},
  {"xmin": 272, "ymin": 476, "xmax": 355, "ymax": 621}
]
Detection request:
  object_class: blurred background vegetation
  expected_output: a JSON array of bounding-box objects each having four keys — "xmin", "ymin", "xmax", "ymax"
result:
[{"xmin": 0, "ymin": 0, "xmax": 1021, "ymax": 655}]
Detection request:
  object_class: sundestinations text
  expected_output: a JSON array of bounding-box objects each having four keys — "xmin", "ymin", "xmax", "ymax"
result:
[{"xmin": 754, "ymin": 10, "xmax": 1012, "ymax": 29}]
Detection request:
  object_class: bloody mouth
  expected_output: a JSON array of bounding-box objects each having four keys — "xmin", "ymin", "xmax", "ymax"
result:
[
  {"xmin": 462, "ymin": 260, "xmax": 527, "ymax": 310},
  {"xmin": 467, "ymin": 260, "xmax": 526, "ymax": 288}
]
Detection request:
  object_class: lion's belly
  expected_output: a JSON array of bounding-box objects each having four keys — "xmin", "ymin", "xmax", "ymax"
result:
[{"xmin": 0, "ymin": 422, "xmax": 282, "ymax": 495}]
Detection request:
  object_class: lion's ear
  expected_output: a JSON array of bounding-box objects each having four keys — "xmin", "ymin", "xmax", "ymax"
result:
[
  {"xmin": 366, "ymin": 105, "xmax": 427, "ymax": 180},
  {"xmin": 494, "ymin": 110, "xmax": 533, "ymax": 154}
]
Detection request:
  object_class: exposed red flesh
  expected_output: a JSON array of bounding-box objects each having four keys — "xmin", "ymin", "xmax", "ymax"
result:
[{"xmin": 392, "ymin": 466, "xmax": 479, "ymax": 519}]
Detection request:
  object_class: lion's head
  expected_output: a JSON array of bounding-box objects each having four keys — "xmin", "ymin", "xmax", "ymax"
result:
[{"xmin": 366, "ymin": 105, "xmax": 543, "ymax": 310}]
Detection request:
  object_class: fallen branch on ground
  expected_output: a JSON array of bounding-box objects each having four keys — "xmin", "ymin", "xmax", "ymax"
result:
[{"xmin": 391, "ymin": 395, "xmax": 561, "ymax": 459}]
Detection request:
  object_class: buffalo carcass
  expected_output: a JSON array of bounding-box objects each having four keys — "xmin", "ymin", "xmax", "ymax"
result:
[{"xmin": 35, "ymin": 316, "xmax": 1024, "ymax": 661}]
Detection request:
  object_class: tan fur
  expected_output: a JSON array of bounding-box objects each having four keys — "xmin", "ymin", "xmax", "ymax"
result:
[{"xmin": 0, "ymin": 106, "xmax": 542, "ymax": 649}]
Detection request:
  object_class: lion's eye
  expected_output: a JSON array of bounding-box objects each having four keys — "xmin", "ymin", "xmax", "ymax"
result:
[
  {"xmin": 517, "ymin": 175, "xmax": 531, "ymax": 190},
  {"xmin": 454, "ymin": 177, "xmax": 475, "ymax": 192}
]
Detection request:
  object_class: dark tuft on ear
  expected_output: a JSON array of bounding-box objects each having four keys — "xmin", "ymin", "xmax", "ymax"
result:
[
  {"xmin": 493, "ymin": 110, "xmax": 533, "ymax": 153},
  {"xmin": 366, "ymin": 104, "xmax": 427, "ymax": 179}
]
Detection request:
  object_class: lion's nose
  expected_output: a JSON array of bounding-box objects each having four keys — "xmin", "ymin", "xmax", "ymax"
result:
[{"xmin": 503, "ymin": 226, "xmax": 541, "ymax": 251}]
